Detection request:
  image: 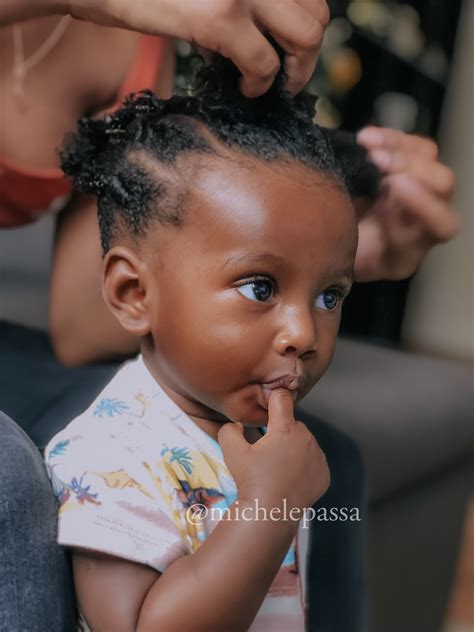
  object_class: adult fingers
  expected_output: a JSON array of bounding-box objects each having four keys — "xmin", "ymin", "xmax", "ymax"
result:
[
  {"xmin": 357, "ymin": 126, "xmax": 439, "ymax": 160},
  {"xmin": 266, "ymin": 389, "xmax": 296, "ymax": 433},
  {"xmin": 368, "ymin": 149, "xmax": 456, "ymax": 201},
  {"xmin": 254, "ymin": 0, "xmax": 326, "ymax": 47},
  {"xmin": 223, "ymin": 20, "xmax": 281, "ymax": 97},
  {"xmin": 279, "ymin": 38, "xmax": 322, "ymax": 95},
  {"xmin": 255, "ymin": 0, "xmax": 329, "ymax": 94},
  {"xmin": 383, "ymin": 173, "xmax": 460, "ymax": 243}
]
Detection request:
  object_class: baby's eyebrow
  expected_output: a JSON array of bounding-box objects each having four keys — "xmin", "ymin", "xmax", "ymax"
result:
[
  {"xmin": 221, "ymin": 252, "xmax": 287, "ymax": 270},
  {"xmin": 327, "ymin": 266, "xmax": 354, "ymax": 285}
]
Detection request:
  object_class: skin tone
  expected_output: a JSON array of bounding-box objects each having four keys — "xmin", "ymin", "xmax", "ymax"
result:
[
  {"xmin": 0, "ymin": 17, "xmax": 176, "ymax": 358},
  {"xmin": 72, "ymin": 153, "xmax": 356, "ymax": 630},
  {"xmin": 0, "ymin": 5, "xmax": 460, "ymax": 628},
  {"xmin": 0, "ymin": 20, "xmax": 175, "ymax": 170},
  {"xmin": 0, "ymin": 8, "xmax": 459, "ymax": 364},
  {"xmin": 48, "ymin": 125, "xmax": 460, "ymax": 366},
  {"xmin": 104, "ymin": 157, "xmax": 357, "ymax": 439},
  {"xmin": 1, "ymin": 0, "xmax": 330, "ymax": 97},
  {"xmin": 356, "ymin": 127, "xmax": 459, "ymax": 282},
  {"xmin": 0, "ymin": 0, "xmax": 326, "ymax": 364}
]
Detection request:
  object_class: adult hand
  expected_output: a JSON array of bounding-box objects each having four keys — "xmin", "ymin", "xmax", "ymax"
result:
[
  {"xmin": 354, "ymin": 126, "xmax": 459, "ymax": 282},
  {"xmin": 68, "ymin": 0, "xmax": 329, "ymax": 96}
]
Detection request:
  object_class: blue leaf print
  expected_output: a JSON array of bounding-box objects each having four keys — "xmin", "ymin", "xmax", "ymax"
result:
[
  {"xmin": 162, "ymin": 446, "xmax": 194, "ymax": 476},
  {"xmin": 70, "ymin": 474, "xmax": 100, "ymax": 505},
  {"xmin": 93, "ymin": 398, "xmax": 129, "ymax": 418},
  {"xmin": 49, "ymin": 440, "xmax": 70, "ymax": 458}
]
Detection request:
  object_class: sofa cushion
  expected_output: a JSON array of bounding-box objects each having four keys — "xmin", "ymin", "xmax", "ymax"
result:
[{"xmin": 297, "ymin": 336, "xmax": 474, "ymax": 502}]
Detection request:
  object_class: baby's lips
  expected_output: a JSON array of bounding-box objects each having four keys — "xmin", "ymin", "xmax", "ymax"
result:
[
  {"xmin": 262, "ymin": 374, "xmax": 304, "ymax": 391},
  {"xmin": 261, "ymin": 385, "xmax": 298, "ymax": 409}
]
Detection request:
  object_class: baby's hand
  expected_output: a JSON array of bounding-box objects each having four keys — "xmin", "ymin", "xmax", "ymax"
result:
[{"xmin": 218, "ymin": 389, "xmax": 330, "ymax": 513}]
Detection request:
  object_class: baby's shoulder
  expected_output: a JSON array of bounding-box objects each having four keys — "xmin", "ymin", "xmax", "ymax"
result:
[{"xmin": 44, "ymin": 355, "xmax": 167, "ymax": 468}]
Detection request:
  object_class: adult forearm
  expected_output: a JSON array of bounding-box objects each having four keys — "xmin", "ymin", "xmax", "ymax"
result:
[
  {"xmin": 138, "ymin": 499, "xmax": 299, "ymax": 631},
  {"xmin": 0, "ymin": 0, "xmax": 184, "ymax": 34},
  {"xmin": 0, "ymin": 0, "xmax": 68, "ymax": 25},
  {"xmin": 50, "ymin": 195, "xmax": 139, "ymax": 366}
]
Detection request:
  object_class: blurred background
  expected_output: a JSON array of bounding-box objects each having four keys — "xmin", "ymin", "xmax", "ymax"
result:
[{"xmin": 0, "ymin": 2, "xmax": 472, "ymax": 632}]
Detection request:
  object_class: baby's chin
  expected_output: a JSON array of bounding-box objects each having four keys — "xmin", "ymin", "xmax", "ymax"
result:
[
  {"xmin": 229, "ymin": 388, "xmax": 307, "ymax": 426},
  {"xmin": 222, "ymin": 398, "xmax": 271, "ymax": 427},
  {"xmin": 210, "ymin": 383, "xmax": 309, "ymax": 426}
]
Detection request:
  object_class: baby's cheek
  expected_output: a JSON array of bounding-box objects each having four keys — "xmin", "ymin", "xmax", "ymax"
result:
[
  {"xmin": 316, "ymin": 324, "xmax": 339, "ymax": 374},
  {"xmin": 220, "ymin": 388, "xmax": 269, "ymax": 425},
  {"xmin": 162, "ymin": 335, "xmax": 247, "ymax": 397}
]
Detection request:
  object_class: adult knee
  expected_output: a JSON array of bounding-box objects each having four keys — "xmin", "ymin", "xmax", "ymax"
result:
[
  {"xmin": 0, "ymin": 412, "xmax": 58, "ymax": 532},
  {"xmin": 0, "ymin": 412, "xmax": 76, "ymax": 632}
]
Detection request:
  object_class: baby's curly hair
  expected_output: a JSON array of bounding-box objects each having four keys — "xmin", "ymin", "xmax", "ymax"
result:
[{"xmin": 61, "ymin": 49, "xmax": 380, "ymax": 254}]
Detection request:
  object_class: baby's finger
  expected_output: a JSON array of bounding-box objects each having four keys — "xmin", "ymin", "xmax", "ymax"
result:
[
  {"xmin": 358, "ymin": 127, "xmax": 439, "ymax": 159},
  {"xmin": 384, "ymin": 173, "xmax": 460, "ymax": 243},
  {"xmin": 218, "ymin": 421, "xmax": 248, "ymax": 454},
  {"xmin": 267, "ymin": 389, "xmax": 296, "ymax": 432},
  {"xmin": 368, "ymin": 150, "xmax": 455, "ymax": 201}
]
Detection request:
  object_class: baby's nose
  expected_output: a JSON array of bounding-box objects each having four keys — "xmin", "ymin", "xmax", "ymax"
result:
[{"xmin": 274, "ymin": 309, "xmax": 317, "ymax": 357}]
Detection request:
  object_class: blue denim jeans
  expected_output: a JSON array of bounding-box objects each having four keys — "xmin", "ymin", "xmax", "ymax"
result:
[
  {"xmin": 0, "ymin": 412, "xmax": 76, "ymax": 632},
  {"xmin": 0, "ymin": 322, "xmax": 367, "ymax": 631}
]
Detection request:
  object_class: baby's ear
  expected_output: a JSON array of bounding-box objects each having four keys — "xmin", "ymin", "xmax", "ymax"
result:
[{"xmin": 102, "ymin": 246, "xmax": 152, "ymax": 337}]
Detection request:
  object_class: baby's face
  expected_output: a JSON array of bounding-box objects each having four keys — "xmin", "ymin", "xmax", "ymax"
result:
[{"xmin": 141, "ymin": 156, "xmax": 357, "ymax": 430}]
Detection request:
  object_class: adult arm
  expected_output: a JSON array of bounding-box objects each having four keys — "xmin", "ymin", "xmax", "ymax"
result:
[
  {"xmin": 49, "ymin": 193, "xmax": 139, "ymax": 366},
  {"xmin": 49, "ymin": 44, "xmax": 176, "ymax": 366},
  {"xmin": 0, "ymin": 0, "xmax": 67, "ymax": 25},
  {"xmin": 1, "ymin": 0, "xmax": 329, "ymax": 97}
]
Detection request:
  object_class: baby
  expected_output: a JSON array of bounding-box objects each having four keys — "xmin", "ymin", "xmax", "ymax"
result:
[{"xmin": 45, "ymin": 55, "xmax": 379, "ymax": 631}]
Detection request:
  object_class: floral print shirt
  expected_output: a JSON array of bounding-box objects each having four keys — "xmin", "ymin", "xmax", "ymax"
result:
[{"xmin": 44, "ymin": 354, "xmax": 308, "ymax": 630}]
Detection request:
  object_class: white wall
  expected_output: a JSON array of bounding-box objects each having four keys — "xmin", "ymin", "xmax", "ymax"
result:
[{"xmin": 402, "ymin": 0, "xmax": 474, "ymax": 362}]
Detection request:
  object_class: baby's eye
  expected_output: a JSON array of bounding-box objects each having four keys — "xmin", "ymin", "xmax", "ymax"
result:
[
  {"xmin": 237, "ymin": 279, "xmax": 274, "ymax": 302},
  {"xmin": 314, "ymin": 289, "xmax": 341, "ymax": 311}
]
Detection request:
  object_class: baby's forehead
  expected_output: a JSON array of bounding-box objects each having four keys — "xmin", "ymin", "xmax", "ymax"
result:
[
  {"xmin": 187, "ymin": 150, "xmax": 335, "ymax": 201},
  {"xmin": 189, "ymin": 150, "xmax": 339, "ymax": 189},
  {"xmin": 186, "ymin": 155, "xmax": 350, "ymax": 221},
  {"xmin": 175, "ymin": 155, "xmax": 357, "ymax": 260}
]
